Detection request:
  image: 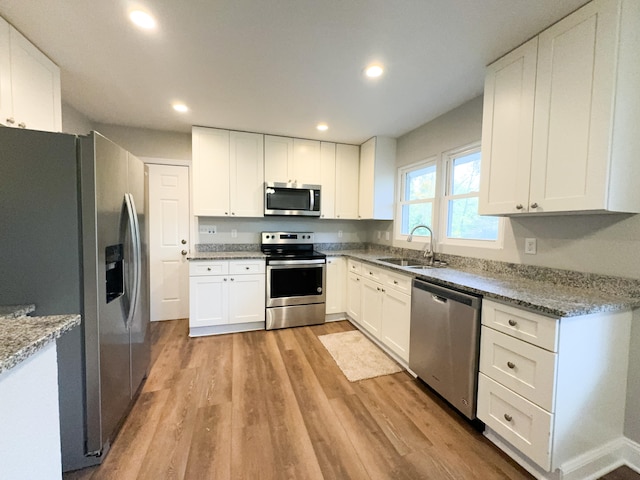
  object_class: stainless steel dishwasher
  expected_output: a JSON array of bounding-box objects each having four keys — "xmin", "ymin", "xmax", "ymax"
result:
[{"xmin": 409, "ymin": 279, "xmax": 482, "ymax": 420}]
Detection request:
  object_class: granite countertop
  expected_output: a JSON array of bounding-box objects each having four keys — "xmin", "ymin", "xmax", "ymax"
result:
[
  {"xmin": 187, "ymin": 251, "xmax": 266, "ymax": 261},
  {"xmin": 0, "ymin": 307, "xmax": 80, "ymax": 376},
  {"xmin": 323, "ymin": 250, "xmax": 640, "ymax": 318}
]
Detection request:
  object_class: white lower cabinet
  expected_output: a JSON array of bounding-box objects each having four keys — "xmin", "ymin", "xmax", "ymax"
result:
[
  {"xmin": 346, "ymin": 259, "xmax": 411, "ymax": 363},
  {"xmin": 189, "ymin": 259, "xmax": 265, "ymax": 336},
  {"xmin": 325, "ymin": 256, "xmax": 346, "ymax": 315},
  {"xmin": 477, "ymin": 299, "xmax": 632, "ymax": 477}
]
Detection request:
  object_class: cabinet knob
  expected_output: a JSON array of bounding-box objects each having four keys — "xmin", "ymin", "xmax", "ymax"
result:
[
  {"xmin": 530, "ymin": 202, "xmax": 539, "ymax": 209},
  {"xmin": 224, "ymin": 278, "xmax": 227, "ymax": 281},
  {"xmin": 231, "ymin": 212, "xmax": 235, "ymax": 215},
  {"xmin": 181, "ymin": 239, "xmax": 187, "ymax": 245},
  {"xmin": 18, "ymin": 122, "xmax": 26, "ymax": 129},
  {"xmin": 376, "ymin": 287, "xmax": 381, "ymax": 291},
  {"xmin": 515, "ymin": 204, "xmax": 524, "ymax": 210},
  {"xmin": 507, "ymin": 361, "xmax": 516, "ymax": 369},
  {"xmin": 393, "ymin": 280, "xmax": 398, "ymax": 285},
  {"xmin": 181, "ymin": 250, "xmax": 187, "ymax": 255},
  {"xmin": 230, "ymin": 277, "xmax": 234, "ymax": 281},
  {"xmin": 245, "ymin": 266, "xmax": 250, "ymax": 270},
  {"xmin": 508, "ymin": 319, "xmax": 517, "ymax": 327},
  {"xmin": 207, "ymin": 267, "xmax": 211, "ymax": 271},
  {"xmin": 225, "ymin": 212, "xmax": 228, "ymax": 215},
  {"xmin": 504, "ymin": 413, "xmax": 513, "ymax": 422},
  {"xmin": 6, "ymin": 117, "xmax": 15, "ymax": 125}
]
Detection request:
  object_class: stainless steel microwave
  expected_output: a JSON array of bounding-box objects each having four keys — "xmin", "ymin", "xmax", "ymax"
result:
[{"xmin": 264, "ymin": 182, "xmax": 321, "ymax": 216}]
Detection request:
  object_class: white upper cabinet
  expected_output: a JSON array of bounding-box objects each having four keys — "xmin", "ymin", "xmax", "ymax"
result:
[
  {"xmin": 192, "ymin": 127, "xmax": 264, "ymax": 217},
  {"xmin": 480, "ymin": 0, "xmax": 640, "ymax": 215},
  {"xmin": 0, "ymin": 17, "xmax": 61, "ymax": 132},
  {"xmin": 264, "ymin": 136, "xmax": 321, "ymax": 185},
  {"xmin": 334, "ymin": 143, "xmax": 360, "ymax": 219},
  {"xmin": 320, "ymin": 142, "xmax": 336, "ymax": 219},
  {"xmin": 358, "ymin": 136, "xmax": 396, "ymax": 219}
]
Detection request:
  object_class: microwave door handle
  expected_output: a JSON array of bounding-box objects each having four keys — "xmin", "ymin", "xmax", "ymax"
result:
[{"xmin": 309, "ymin": 189, "xmax": 315, "ymax": 211}]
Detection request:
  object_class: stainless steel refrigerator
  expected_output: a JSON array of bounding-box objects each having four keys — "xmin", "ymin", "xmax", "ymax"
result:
[{"xmin": 0, "ymin": 128, "xmax": 150, "ymax": 472}]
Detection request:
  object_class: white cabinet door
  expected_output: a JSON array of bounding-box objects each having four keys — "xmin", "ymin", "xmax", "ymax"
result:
[
  {"xmin": 189, "ymin": 275, "xmax": 228, "ymax": 328},
  {"xmin": 335, "ymin": 144, "xmax": 360, "ymax": 219},
  {"xmin": 230, "ymin": 131, "xmax": 264, "ymax": 217},
  {"xmin": 7, "ymin": 27, "xmax": 61, "ymax": 132},
  {"xmin": 358, "ymin": 137, "xmax": 395, "ymax": 220},
  {"xmin": 228, "ymin": 274, "xmax": 265, "ymax": 324},
  {"xmin": 529, "ymin": 0, "xmax": 619, "ymax": 213},
  {"xmin": 380, "ymin": 288, "xmax": 411, "ymax": 362},
  {"xmin": 325, "ymin": 256, "xmax": 346, "ymax": 314},
  {"xmin": 360, "ymin": 277, "xmax": 383, "ymax": 338},
  {"xmin": 320, "ymin": 142, "xmax": 336, "ymax": 219},
  {"xmin": 479, "ymin": 38, "xmax": 538, "ymax": 215},
  {"xmin": 0, "ymin": 17, "xmax": 11, "ymax": 128},
  {"xmin": 264, "ymin": 135, "xmax": 293, "ymax": 183},
  {"xmin": 293, "ymin": 138, "xmax": 321, "ymax": 185},
  {"xmin": 346, "ymin": 271, "xmax": 362, "ymax": 322},
  {"xmin": 192, "ymin": 127, "xmax": 230, "ymax": 216}
]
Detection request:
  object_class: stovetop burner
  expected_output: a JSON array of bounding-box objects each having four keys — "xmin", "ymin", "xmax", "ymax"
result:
[{"xmin": 260, "ymin": 231, "xmax": 326, "ymax": 261}]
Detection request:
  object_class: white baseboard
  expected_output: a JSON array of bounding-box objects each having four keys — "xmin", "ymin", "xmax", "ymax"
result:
[{"xmin": 484, "ymin": 428, "xmax": 640, "ymax": 480}]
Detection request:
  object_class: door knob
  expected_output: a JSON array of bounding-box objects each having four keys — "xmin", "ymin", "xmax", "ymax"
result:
[
  {"xmin": 181, "ymin": 250, "xmax": 187, "ymax": 255},
  {"xmin": 181, "ymin": 239, "xmax": 187, "ymax": 244}
]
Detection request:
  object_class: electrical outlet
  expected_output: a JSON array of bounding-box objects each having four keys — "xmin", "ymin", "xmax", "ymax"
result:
[
  {"xmin": 199, "ymin": 224, "xmax": 216, "ymax": 234},
  {"xmin": 231, "ymin": 229, "xmax": 237, "ymax": 238},
  {"xmin": 525, "ymin": 237, "xmax": 537, "ymax": 255}
]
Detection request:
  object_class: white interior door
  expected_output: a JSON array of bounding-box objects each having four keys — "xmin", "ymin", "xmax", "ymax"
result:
[{"xmin": 148, "ymin": 164, "xmax": 190, "ymax": 321}]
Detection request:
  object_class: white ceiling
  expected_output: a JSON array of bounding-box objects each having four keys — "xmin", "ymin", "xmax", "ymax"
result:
[{"xmin": 0, "ymin": 0, "xmax": 589, "ymax": 144}]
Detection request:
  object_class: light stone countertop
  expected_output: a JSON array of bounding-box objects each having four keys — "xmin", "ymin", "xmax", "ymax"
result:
[
  {"xmin": 0, "ymin": 309, "xmax": 80, "ymax": 375},
  {"xmin": 187, "ymin": 251, "xmax": 266, "ymax": 261}
]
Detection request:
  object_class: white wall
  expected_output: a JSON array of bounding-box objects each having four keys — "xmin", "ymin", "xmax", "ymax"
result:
[
  {"xmin": 93, "ymin": 123, "xmax": 192, "ymax": 161},
  {"xmin": 395, "ymin": 95, "xmax": 640, "ymax": 444}
]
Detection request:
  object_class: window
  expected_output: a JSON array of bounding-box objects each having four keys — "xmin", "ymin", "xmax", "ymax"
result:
[
  {"xmin": 396, "ymin": 143, "xmax": 502, "ymax": 249},
  {"xmin": 397, "ymin": 157, "xmax": 438, "ymax": 236},
  {"xmin": 443, "ymin": 146, "xmax": 500, "ymax": 245}
]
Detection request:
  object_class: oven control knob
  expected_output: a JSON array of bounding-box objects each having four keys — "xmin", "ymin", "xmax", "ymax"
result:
[{"xmin": 317, "ymin": 287, "xmax": 322, "ymax": 293}]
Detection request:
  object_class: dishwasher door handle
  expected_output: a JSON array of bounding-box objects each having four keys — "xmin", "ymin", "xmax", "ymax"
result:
[{"xmin": 432, "ymin": 294, "xmax": 448, "ymax": 304}]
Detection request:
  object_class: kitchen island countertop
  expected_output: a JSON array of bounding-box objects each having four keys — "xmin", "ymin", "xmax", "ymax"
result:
[{"xmin": 0, "ymin": 309, "xmax": 80, "ymax": 375}]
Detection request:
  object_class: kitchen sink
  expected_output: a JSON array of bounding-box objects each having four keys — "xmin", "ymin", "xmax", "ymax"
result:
[{"xmin": 377, "ymin": 257, "xmax": 416, "ymax": 266}]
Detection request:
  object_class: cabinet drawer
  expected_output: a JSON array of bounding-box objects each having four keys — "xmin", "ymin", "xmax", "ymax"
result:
[
  {"xmin": 347, "ymin": 259, "xmax": 362, "ymax": 275},
  {"xmin": 482, "ymin": 299, "xmax": 559, "ymax": 351},
  {"xmin": 480, "ymin": 327, "xmax": 557, "ymax": 411},
  {"xmin": 477, "ymin": 373, "xmax": 553, "ymax": 471},
  {"xmin": 189, "ymin": 261, "xmax": 229, "ymax": 276},
  {"xmin": 229, "ymin": 260, "xmax": 265, "ymax": 275},
  {"xmin": 383, "ymin": 270, "xmax": 412, "ymax": 295},
  {"xmin": 361, "ymin": 264, "xmax": 383, "ymax": 282}
]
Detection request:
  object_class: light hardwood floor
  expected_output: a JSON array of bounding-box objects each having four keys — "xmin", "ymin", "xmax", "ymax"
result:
[{"xmin": 64, "ymin": 319, "xmax": 638, "ymax": 480}]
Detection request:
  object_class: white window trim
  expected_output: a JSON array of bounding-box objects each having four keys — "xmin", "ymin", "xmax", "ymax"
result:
[
  {"xmin": 395, "ymin": 155, "xmax": 440, "ymax": 243},
  {"xmin": 439, "ymin": 142, "xmax": 504, "ymax": 249}
]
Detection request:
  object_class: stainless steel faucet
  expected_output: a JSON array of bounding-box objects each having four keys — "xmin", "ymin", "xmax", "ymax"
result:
[{"xmin": 407, "ymin": 224, "xmax": 435, "ymax": 265}]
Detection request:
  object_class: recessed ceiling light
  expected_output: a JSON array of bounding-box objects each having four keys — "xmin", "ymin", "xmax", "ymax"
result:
[
  {"xmin": 316, "ymin": 123, "xmax": 329, "ymax": 132},
  {"xmin": 129, "ymin": 10, "xmax": 157, "ymax": 30},
  {"xmin": 172, "ymin": 103, "xmax": 189, "ymax": 113},
  {"xmin": 365, "ymin": 64, "xmax": 384, "ymax": 78}
]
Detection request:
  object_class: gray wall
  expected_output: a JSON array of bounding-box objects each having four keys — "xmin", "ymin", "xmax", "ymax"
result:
[
  {"xmin": 61, "ymin": 102, "xmax": 95, "ymax": 135},
  {"xmin": 93, "ymin": 123, "xmax": 191, "ymax": 161},
  {"xmin": 395, "ymin": 95, "xmax": 640, "ymax": 443}
]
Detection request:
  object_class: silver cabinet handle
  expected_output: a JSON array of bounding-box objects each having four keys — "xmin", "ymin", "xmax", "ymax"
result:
[
  {"xmin": 530, "ymin": 202, "xmax": 539, "ymax": 209},
  {"xmin": 508, "ymin": 319, "xmax": 517, "ymax": 326},
  {"xmin": 181, "ymin": 250, "xmax": 187, "ymax": 255},
  {"xmin": 515, "ymin": 204, "xmax": 524, "ymax": 210},
  {"xmin": 507, "ymin": 361, "xmax": 515, "ymax": 369},
  {"xmin": 6, "ymin": 117, "xmax": 15, "ymax": 124},
  {"xmin": 504, "ymin": 413, "xmax": 513, "ymax": 422}
]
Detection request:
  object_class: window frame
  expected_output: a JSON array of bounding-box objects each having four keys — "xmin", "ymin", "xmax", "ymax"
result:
[
  {"xmin": 439, "ymin": 142, "xmax": 504, "ymax": 249},
  {"xmin": 395, "ymin": 155, "xmax": 440, "ymax": 242}
]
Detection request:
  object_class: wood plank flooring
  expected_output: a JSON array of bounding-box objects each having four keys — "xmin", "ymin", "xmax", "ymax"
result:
[{"xmin": 64, "ymin": 319, "xmax": 639, "ymax": 480}]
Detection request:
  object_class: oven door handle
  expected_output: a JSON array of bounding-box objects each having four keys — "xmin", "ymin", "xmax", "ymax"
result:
[{"xmin": 268, "ymin": 259, "xmax": 326, "ymax": 266}]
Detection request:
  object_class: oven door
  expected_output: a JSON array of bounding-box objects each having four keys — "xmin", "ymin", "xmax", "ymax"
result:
[{"xmin": 266, "ymin": 260, "xmax": 326, "ymax": 307}]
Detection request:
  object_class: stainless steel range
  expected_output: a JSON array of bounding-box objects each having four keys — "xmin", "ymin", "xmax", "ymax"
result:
[{"xmin": 261, "ymin": 232, "xmax": 326, "ymax": 330}]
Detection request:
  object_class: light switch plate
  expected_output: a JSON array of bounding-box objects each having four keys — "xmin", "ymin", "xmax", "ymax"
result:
[{"xmin": 525, "ymin": 238, "xmax": 537, "ymax": 255}]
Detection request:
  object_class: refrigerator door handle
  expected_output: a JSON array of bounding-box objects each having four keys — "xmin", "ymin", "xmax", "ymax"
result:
[{"xmin": 124, "ymin": 193, "xmax": 141, "ymax": 329}]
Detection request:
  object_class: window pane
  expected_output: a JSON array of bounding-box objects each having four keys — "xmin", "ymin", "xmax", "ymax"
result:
[
  {"xmin": 405, "ymin": 164, "xmax": 436, "ymax": 200},
  {"xmin": 451, "ymin": 151, "xmax": 481, "ymax": 195},
  {"xmin": 447, "ymin": 197, "xmax": 499, "ymax": 240},
  {"xmin": 401, "ymin": 202, "xmax": 433, "ymax": 235}
]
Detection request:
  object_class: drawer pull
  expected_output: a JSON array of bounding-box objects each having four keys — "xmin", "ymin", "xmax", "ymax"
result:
[
  {"xmin": 207, "ymin": 267, "xmax": 211, "ymax": 271},
  {"xmin": 504, "ymin": 413, "xmax": 513, "ymax": 422},
  {"xmin": 507, "ymin": 361, "xmax": 516, "ymax": 369},
  {"xmin": 393, "ymin": 280, "xmax": 398, "ymax": 285},
  {"xmin": 508, "ymin": 319, "xmax": 518, "ymax": 326},
  {"xmin": 245, "ymin": 266, "xmax": 250, "ymax": 270}
]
